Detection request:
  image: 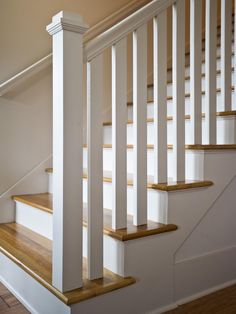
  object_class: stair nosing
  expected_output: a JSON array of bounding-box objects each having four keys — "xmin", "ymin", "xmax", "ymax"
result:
[
  {"xmin": 127, "ymin": 86, "xmax": 235, "ymax": 106},
  {"xmin": 149, "ymin": 67, "xmax": 235, "ymax": 89},
  {"xmin": 80, "ymin": 144, "xmax": 236, "ymax": 151},
  {"xmin": 103, "ymin": 110, "xmax": 236, "ymax": 126},
  {"xmin": 44, "ymin": 170, "xmax": 214, "ymax": 191}
]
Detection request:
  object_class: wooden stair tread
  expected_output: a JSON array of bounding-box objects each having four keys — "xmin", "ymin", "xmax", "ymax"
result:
[
  {"xmin": 13, "ymin": 193, "xmax": 53, "ymax": 214},
  {"xmin": 12, "ymin": 193, "xmax": 178, "ymax": 241},
  {"xmin": 55, "ymin": 143, "xmax": 236, "ymax": 151},
  {"xmin": 151, "ymin": 68, "xmax": 235, "ymax": 89},
  {"xmin": 0, "ymin": 223, "xmax": 135, "ymax": 305},
  {"xmin": 103, "ymin": 110, "xmax": 236, "ymax": 126},
  {"xmin": 127, "ymin": 86, "xmax": 235, "ymax": 106},
  {"xmin": 44, "ymin": 170, "xmax": 214, "ymax": 191},
  {"xmin": 165, "ymin": 31, "xmax": 235, "ymax": 72}
]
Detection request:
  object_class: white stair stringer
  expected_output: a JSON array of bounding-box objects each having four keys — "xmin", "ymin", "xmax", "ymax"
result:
[
  {"xmin": 10, "ymin": 150, "xmax": 236, "ymax": 314},
  {"xmin": 68, "ymin": 150, "xmax": 236, "ymax": 314}
]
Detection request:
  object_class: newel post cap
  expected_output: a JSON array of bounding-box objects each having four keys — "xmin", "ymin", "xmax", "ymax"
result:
[{"xmin": 46, "ymin": 11, "xmax": 89, "ymax": 36}]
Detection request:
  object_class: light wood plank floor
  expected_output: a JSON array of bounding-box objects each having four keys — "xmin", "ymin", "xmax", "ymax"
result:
[
  {"xmin": 0, "ymin": 282, "xmax": 28, "ymax": 313},
  {"xmin": 0, "ymin": 282, "xmax": 235, "ymax": 313},
  {"xmin": 165, "ymin": 285, "xmax": 236, "ymax": 314}
]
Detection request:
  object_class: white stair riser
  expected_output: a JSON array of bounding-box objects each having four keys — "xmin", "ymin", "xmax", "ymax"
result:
[
  {"xmin": 104, "ymin": 116, "xmax": 236, "ymax": 145},
  {"xmin": 157, "ymin": 71, "xmax": 235, "ymax": 100},
  {"xmin": 81, "ymin": 148, "xmax": 203, "ymax": 179},
  {"xmin": 47, "ymin": 173, "xmax": 168, "ymax": 222},
  {"xmin": 14, "ymin": 201, "xmax": 125, "ymax": 276},
  {"xmin": 83, "ymin": 179, "xmax": 168, "ymax": 224},
  {"xmin": 15, "ymin": 201, "xmax": 53, "ymax": 240},
  {"xmin": 148, "ymin": 54, "xmax": 235, "ymax": 100},
  {"xmin": 48, "ymin": 150, "xmax": 204, "ymax": 224},
  {"xmin": 127, "ymin": 92, "xmax": 236, "ymax": 120},
  {"xmin": 185, "ymin": 56, "xmax": 234, "ymax": 79}
]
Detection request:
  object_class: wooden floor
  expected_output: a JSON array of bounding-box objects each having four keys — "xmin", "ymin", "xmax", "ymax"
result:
[
  {"xmin": 165, "ymin": 285, "xmax": 236, "ymax": 314},
  {"xmin": 0, "ymin": 282, "xmax": 28, "ymax": 313}
]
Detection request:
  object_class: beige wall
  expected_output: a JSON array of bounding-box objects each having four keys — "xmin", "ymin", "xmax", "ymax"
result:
[{"xmin": 0, "ymin": 0, "xmax": 135, "ymax": 82}]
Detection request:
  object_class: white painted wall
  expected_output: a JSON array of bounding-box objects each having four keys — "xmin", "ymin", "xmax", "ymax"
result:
[
  {"xmin": 175, "ymin": 176, "xmax": 236, "ymax": 261},
  {"xmin": 174, "ymin": 176, "xmax": 236, "ymax": 301}
]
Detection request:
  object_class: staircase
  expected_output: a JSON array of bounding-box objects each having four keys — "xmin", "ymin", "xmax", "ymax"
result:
[{"xmin": 0, "ymin": 0, "xmax": 236, "ymax": 313}]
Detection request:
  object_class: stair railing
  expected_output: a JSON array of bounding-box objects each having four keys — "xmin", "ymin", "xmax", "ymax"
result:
[{"xmin": 46, "ymin": 0, "xmax": 234, "ymax": 293}]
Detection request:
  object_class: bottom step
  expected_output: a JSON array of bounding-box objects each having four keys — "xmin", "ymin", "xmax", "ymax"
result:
[{"xmin": 0, "ymin": 223, "xmax": 135, "ymax": 305}]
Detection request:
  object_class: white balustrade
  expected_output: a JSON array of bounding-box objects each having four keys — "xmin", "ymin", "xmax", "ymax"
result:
[{"xmin": 47, "ymin": 0, "xmax": 235, "ymax": 291}]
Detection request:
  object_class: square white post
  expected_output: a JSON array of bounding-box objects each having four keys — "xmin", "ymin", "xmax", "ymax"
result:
[
  {"xmin": 172, "ymin": 0, "xmax": 186, "ymax": 182},
  {"xmin": 205, "ymin": 0, "xmax": 217, "ymax": 144},
  {"xmin": 47, "ymin": 11, "xmax": 88, "ymax": 293}
]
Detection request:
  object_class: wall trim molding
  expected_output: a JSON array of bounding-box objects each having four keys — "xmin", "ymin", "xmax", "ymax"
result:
[
  {"xmin": 0, "ymin": 273, "xmax": 38, "ymax": 314},
  {"xmin": 176, "ymin": 278, "xmax": 236, "ymax": 307},
  {"xmin": 0, "ymin": 0, "xmax": 152, "ymax": 96},
  {"xmin": 175, "ymin": 244, "xmax": 236, "ymax": 265},
  {"xmin": 0, "ymin": 55, "xmax": 52, "ymax": 96}
]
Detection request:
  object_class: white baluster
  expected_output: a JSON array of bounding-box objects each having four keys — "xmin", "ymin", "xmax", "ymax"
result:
[
  {"xmin": 47, "ymin": 11, "xmax": 88, "ymax": 292},
  {"xmin": 235, "ymin": 0, "xmax": 236, "ymax": 106},
  {"xmin": 172, "ymin": 0, "xmax": 185, "ymax": 182},
  {"xmin": 190, "ymin": 0, "xmax": 202, "ymax": 144},
  {"xmin": 112, "ymin": 38, "xmax": 127, "ymax": 230},
  {"xmin": 221, "ymin": 0, "xmax": 232, "ymax": 111},
  {"xmin": 153, "ymin": 11, "xmax": 167, "ymax": 184},
  {"xmin": 87, "ymin": 54, "xmax": 103, "ymax": 280},
  {"xmin": 205, "ymin": 0, "xmax": 217, "ymax": 144},
  {"xmin": 133, "ymin": 24, "xmax": 147, "ymax": 226}
]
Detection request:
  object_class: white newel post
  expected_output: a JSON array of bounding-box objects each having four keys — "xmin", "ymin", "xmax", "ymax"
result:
[{"xmin": 47, "ymin": 11, "xmax": 88, "ymax": 293}]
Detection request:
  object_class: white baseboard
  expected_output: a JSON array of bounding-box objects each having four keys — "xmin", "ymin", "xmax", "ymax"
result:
[
  {"xmin": 174, "ymin": 245, "xmax": 236, "ymax": 303},
  {"xmin": 146, "ymin": 303, "xmax": 177, "ymax": 314},
  {"xmin": 146, "ymin": 278, "xmax": 236, "ymax": 314},
  {"xmin": 0, "ymin": 274, "xmax": 38, "ymax": 314},
  {"xmin": 0, "ymin": 253, "xmax": 70, "ymax": 314},
  {"xmin": 176, "ymin": 278, "xmax": 236, "ymax": 306}
]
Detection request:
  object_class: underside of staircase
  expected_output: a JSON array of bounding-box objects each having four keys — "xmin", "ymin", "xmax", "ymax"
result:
[{"xmin": 0, "ymin": 1, "xmax": 236, "ymax": 314}]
